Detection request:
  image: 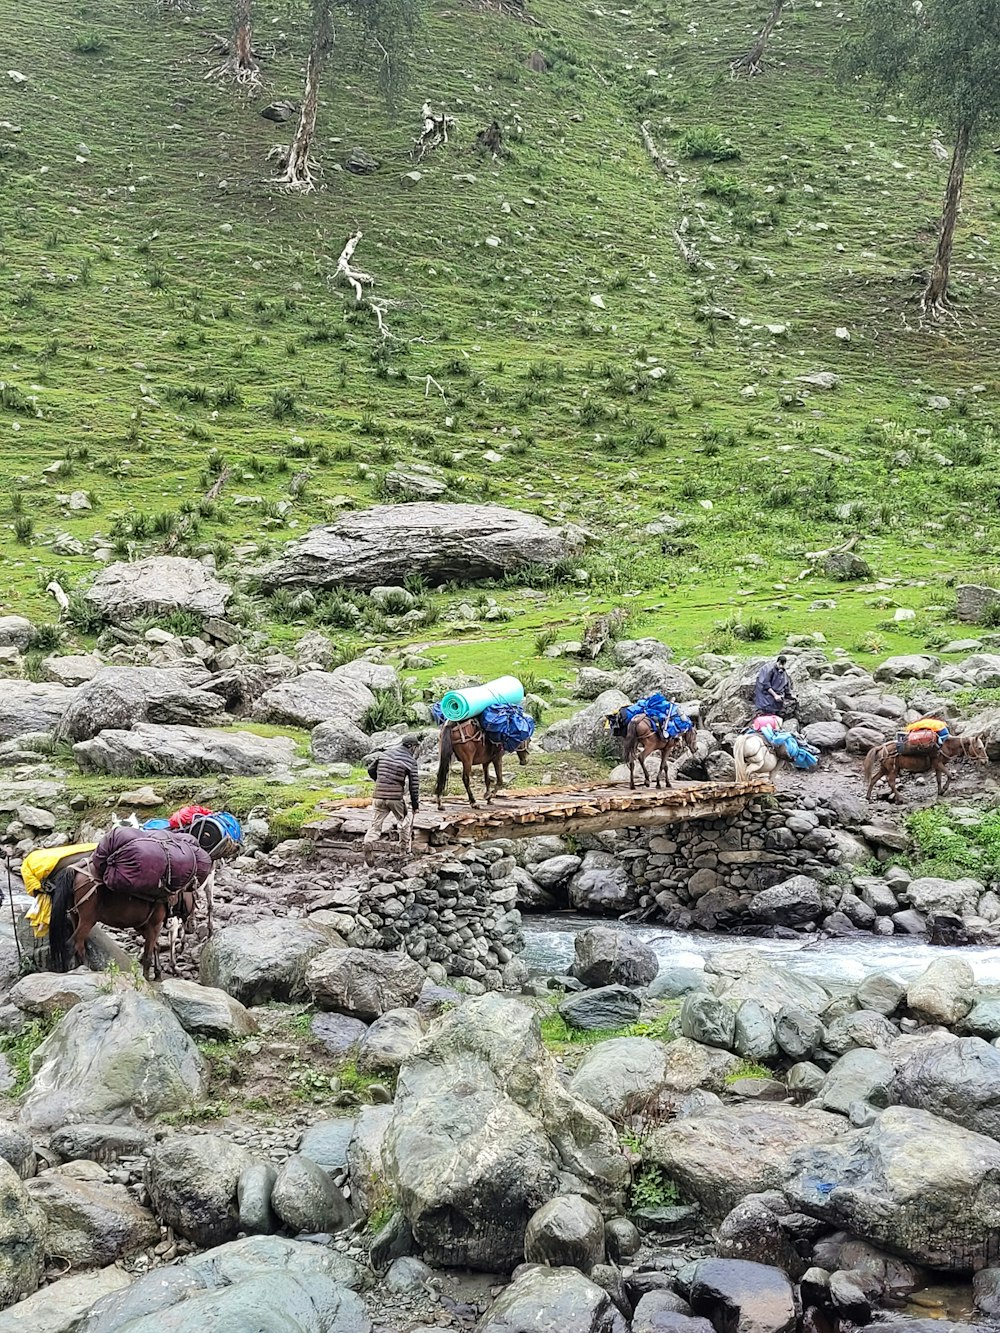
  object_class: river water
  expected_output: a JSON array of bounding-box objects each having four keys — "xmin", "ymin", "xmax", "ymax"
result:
[{"xmin": 521, "ymin": 914, "xmax": 1000, "ymax": 989}]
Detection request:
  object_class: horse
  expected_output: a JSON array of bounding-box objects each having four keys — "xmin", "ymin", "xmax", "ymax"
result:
[
  {"xmin": 47, "ymin": 858, "xmax": 215, "ymax": 981},
  {"xmin": 864, "ymin": 732, "xmax": 989, "ymax": 803},
  {"xmin": 733, "ymin": 732, "xmax": 782, "ymax": 783},
  {"xmin": 622, "ymin": 716, "xmax": 698, "ymax": 790},
  {"xmin": 435, "ymin": 720, "xmax": 530, "ymax": 810}
]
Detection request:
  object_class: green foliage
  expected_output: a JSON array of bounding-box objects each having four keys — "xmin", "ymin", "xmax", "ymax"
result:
[
  {"xmin": 724, "ymin": 1060, "xmax": 773, "ymax": 1083},
  {"xmin": 64, "ymin": 591, "xmax": 105, "ymax": 635},
  {"xmin": 0, "ymin": 1015, "xmax": 61, "ymax": 1096},
  {"xmin": 906, "ymin": 804, "xmax": 1000, "ymax": 878},
  {"xmin": 12, "ymin": 516, "xmax": 33, "ymax": 545},
  {"xmin": 629, "ymin": 1164, "xmax": 679, "ymax": 1211},
  {"xmin": 361, "ymin": 687, "xmax": 409, "ymax": 732},
  {"xmin": 678, "ymin": 126, "xmax": 741, "ymax": 161},
  {"xmin": 28, "ymin": 623, "xmax": 62, "ymax": 652}
]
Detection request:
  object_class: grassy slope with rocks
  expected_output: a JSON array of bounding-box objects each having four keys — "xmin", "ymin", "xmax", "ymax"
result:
[{"xmin": 3, "ymin": 0, "xmax": 1000, "ymax": 690}]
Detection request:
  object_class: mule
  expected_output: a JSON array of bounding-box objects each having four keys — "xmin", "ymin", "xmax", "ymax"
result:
[
  {"xmin": 733, "ymin": 732, "xmax": 782, "ymax": 783},
  {"xmin": 622, "ymin": 716, "xmax": 698, "ymax": 790},
  {"xmin": 48, "ymin": 859, "xmax": 215, "ymax": 981},
  {"xmin": 864, "ymin": 732, "xmax": 989, "ymax": 803},
  {"xmin": 435, "ymin": 720, "xmax": 529, "ymax": 810}
]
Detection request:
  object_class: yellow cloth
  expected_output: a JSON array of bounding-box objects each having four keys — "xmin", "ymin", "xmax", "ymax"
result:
[
  {"xmin": 904, "ymin": 718, "xmax": 948, "ymax": 734},
  {"xmin": 20, "ymin": 844, "xmax": 97, "ymax": 939}
]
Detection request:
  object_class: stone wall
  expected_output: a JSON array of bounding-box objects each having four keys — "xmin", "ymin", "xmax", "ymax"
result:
[{"xmin": 306, "ymin": 846, "xmax": 526, "ymax": 991}]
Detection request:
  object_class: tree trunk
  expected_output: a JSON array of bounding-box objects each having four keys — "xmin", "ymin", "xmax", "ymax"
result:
[
  {"xmin": 233, "ymin": 0, "xmax": 255, "ymax": 75},
  {"xmin": 731, "ymin": 0, "xmax": 785, "ymax": 76},
  {"xmin": 279, "ymin": 1, "xmax": 332, "ymax": 189},
  {"xmin": 923, "ymin": 121, "xmax": 972, "ymax": 315}
]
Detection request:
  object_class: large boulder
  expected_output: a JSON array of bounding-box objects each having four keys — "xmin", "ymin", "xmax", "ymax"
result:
[
  {"xmin": 306, "ymin": 948, "xmax": 425, "ymax": 1021},
  {"xmin": 262, "ymin": 503, "xmax": 586, "ymax": 591},
  {"xmin": 311, "ymin": 717, "xmax": 371, "ymax": 764},
  {"xmin": 785, "ymin": 1106, "xmax": 1000, "ymax": 1270},
  {"xmin": 568, "ymin": 1037, "xmax": 669, "ymax": 1120},
  {"xmin": 20, "ymin": 990, "xmax": 208, "ymax": 1131},
  {"xmin": 524, "ymin": 1194, "xmax": 605, "ymax": 1272},
  {"xmin": 707, "ymin": 953, "xmax": 829, "ymax": 1017},
  {"xmin": 540, "ymin": 690, "xmax": 630, "ymax": 756},
  {"xmin": 570, "ymin": 926, "xmax": 658, "ymax": 988},
  {"xmin": 568, "ymin": 852, "xmax": 638, "ymax": 914},
  {"xmin": 26, "ymin": 1165, "xmax": 158, "ymax": 1268},
  {"xmin": 906, "ymin": 958, "xmax": 976, "ymax": 1025},
  {"xmin": 270, "ymin": 1155, "xmax": 352, "ymax": 1235},
  {"xmin": 253, "ymin": 669, "xmax": 375, "ymax": 730},
  {"xmin": 158, "ymin": 978, "xmax": 257, "ymax": 1040},
  {"xmin": 57, "ymin": 667, "xmax": 224, "ymax": 743},
  {"xmin": 873, "ymin": 655, "xmax": 938, "ymax": 682},
  {"xmin": 199, "ymin": 919, "xmax": 333, "ymax": 1006},
  {"xmin": 9, "ymin": 970, "xmax": 104, "ymax": 1016},
  {"xmin": 815, "ymin": 1049, "xmax": 895, "ymax": 1117},
  {"xmin": 686, "ymin": 1258, "xmax": 796, "ymax": 1333},
  {"xmin": 748, "ymin": 876, "xmax": 823, "ymax": 927},
  {"xmin": 0, "ymin": 1267, "xmax": 131, "ymax": 1331},
  {"xmin": 892, "ymin": 1037, "xmax": 1000, "ymax": 1140},
  {"xmin": 145, "ymin": 1134, "xmax": 253, "ymax": 1247},
  {"xmin": 905, "ymin": 877, "xmax": 984, "ymax": 917},
  {"xmin": 661, "ymin": 1037, "xmax": 741, "ymax": 1094},
  {"xmin": 73, "ymin": 723, "xmax": 296, "ymax": 777},
  {"xmin": 0, "ymin": 617, "xmax": 33, "ymax": 651},
  {"xmin": 356, "ymin": 1008, "xmax": 425, "ymax": 1072},
  {"xmin": 647, "ymin": 1104, "xmax": 849, "ymax": 1219},
  {"xmin": 84, "ymin": 556, "xmax": 231, "ymax": 624},
  {"xmin": 619, "ymin": 659, "xmax": 699, "ymax": 702},
  {"xmin": 0, "ymin": 682, "xmax": 75, "ymax": 742},
  {"xmin": 476, "ymin": 1264, "xmax": 629, "ymax": 1333},
  {"xmin": 0, "ymin": 1159, "xmax": 46, "ymax": 1310},
  {"xmin": 680, "ymin": 993, "xmax": 736, "ymax": 1050},
  {"xmin": 559, "ymin": 986, "xmax": 641, "ymax": 1032},
  {"xmin": 957, "ymin": 585, "xmax": 1000, "ymax": 624},
  {"xmin": 384, "ymin": 994, "xmax": 627, "ymax": 1270}
]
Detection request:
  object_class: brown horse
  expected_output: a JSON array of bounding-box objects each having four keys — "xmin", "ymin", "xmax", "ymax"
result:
[
  {"xmin": 864, "ymin": 732, "xmax": 989, "ymax": 803},
  {"xmin": 435, "ymin": 720, "xmax": 530, "ymax": 810},
  {"xmin": 47, "ymin": 860, "xmax": 214, "ymax": 980},
  {"xmin": 623, "ymin": 716, "xmax": 698, "ymax": 790}
]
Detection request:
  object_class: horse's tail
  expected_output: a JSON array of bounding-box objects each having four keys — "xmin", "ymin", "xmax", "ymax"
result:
[
  {"xmin": 862, "ymin": 743, "xmax": 883, "ymax": 791},
  {"xmin": 435, "ymin": 725, "xmax": 454, "ymax": 801},
  {"xmin": 47, "ymin": 864, "xmax": 77, "ymax": 973},
  {"xmin": 623, "ymin": 720, "xmax": 640, "ymax": 765},
  {"xmin": 733, "ymin": 736, "xmax": 750, "ymax": 784}
]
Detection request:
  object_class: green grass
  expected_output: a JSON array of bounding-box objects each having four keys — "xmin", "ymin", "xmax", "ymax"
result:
[
  {"xmin": 0, "ymin": 1014, "xmax": 62, "ymax": 1096},
  {"xmin": 905, "ymin": 804, "xmax": 1000, "ymax": 879},
  {"xmin": 539, "ymin": 1000, "xmax": 680, "ymax": 1051},
  {"xmin": 0, "ymin": 0, "xmax": 998, "ymax": 684},
  {"xmin": 724, "ymin": 1060, "xmax": 774, "ymax": 1083}
]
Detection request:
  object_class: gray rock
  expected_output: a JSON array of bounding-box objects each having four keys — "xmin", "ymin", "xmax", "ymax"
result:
[
  {"xmin": 540, "ymin": 689, "xmax": 630, "ymax": 757},
  {"xmin": 648, "ymin": 966, "xmax": 706, "ymax": 999},
  {"xmin": 815, "ymin": 1049, "xmax": 895, "ymax": 1117},
  {"xmin": 906, "ymin": 957, "xmax": 976, "ymax": 1025},
  {"xmin": 48, "ymin": 1124, "xmax": 151, "ymax": 1167},
  {"xmin": 8, "ymin": 970, "xmax": 104, "ymax": 1016},
  {"xmin": 906, "ymin": 876, "xmax": 984, "ymax": 917},
  {"xmin": 0, "ymin": 682, "xmax": 74, "ymax": 742},
  {"xmin": 855, "ymin": 974, "xmax": 905, "ymax": 1016},
  {"xmin": 306, "ymin": 948, "xmax": 425, "ymax": 1020},
  {"xmin": 384, "ymin": 994, "xmax": 627, "ymax": 1270},
  {"xmin": 786, "ymin": 1062, "xmax": 825, "ymax": 1100},
  {"xmin": 648, "ymin": 1104, "xmax": 849, "ymax": 1220},
  {"xmin": 824, "ymin": 552, "xmax": 873, "ymax": 581},
  {"xmin": 271, "ymin": 1154, "xmax": 352, "ymax": 1235},
  {"xmin": 0, "ymin": 1160, "xmax": 46, "ymax": 1311},
  {"xmin": 571, "ymin": 927, "xmax": 658, "ymax": 988},
  {"xmin": 661, "ymin": 1039, "xmax": 740, "ymax": 1094},
  {"xmin": 0, "ymin": 617, "xmax": 33, "ymax": 651},
  {"xmin": 346, "ymin": 1104, "xmax": 393, "ymax": 1219},
  {"xmin": 41, "ymin": 653, "xmax": 104, "ymax": 687},
  {"xmin": 26, "ymin": 1167, "xmax": 158, "ymax": 1268},
  {"xmin": 199, "ymin": 919, "xmax": 333, "ymax": 1005},
  {"xmin": 20, "ymin": 990, "xmax": 208, "ymax": 1131},
  {"xmin": 299, "ymin": 1120, "xmax": 356, "ymax": 1175},
  {"xmin": 892, "ymin": 1036, "xmax": 1000, "ymax": 1140},
  {"xmin": 253, "ymin": 669, "xmax": 375, "ymax": 730},
  {"xmin": 785, "ymin": 1105, "xmax": 1000, "ymax": 1270},
  {"xmin": 634, "ymin": 1299, "xmax": 712, "ymax": 1333},
  {"xmin": 311, "ymin": 717, "xmax": 371, "ymax": 764},
  {"xmin": 973, "ymin": 1267, "xmax": 1000, "ymax": 1317},
  {"xmin": 802, "ymin": 721, "xmax": 848, "ymax": 750},
  {"xmin": 357, "ymin": 1008, "xmax": 425, "ymax": 1071},
  {"xmin": 57, "ymin": 666, "xmax": 224, "ymax": 743},
  {"xmin": 963, "ymin": 998, "xmax": 1000, "ymax": 1039},
  {"xmin": 620, "ymin": 659, "xmax": 699, "ymax": 703},
  {"xmin": 957, "ymin": 584, "xmax": 1000, "ymax": 624},
  {"xmin": 873, "ymin": 655, "xmax": 938, "ymax": 682},
  {"xmin": 531, "ymin": 854, "xmax": 583, "ymax": 889},
  {"xmin": 145, "ymin": 1133, "xmax": 252, "ymax": 1246},
  {"xmin": 559, "ymin": 985, "xmax": 641, "ymax": 1032},
  {"xmin": 708, "ymin": 954, "xmax": 828, "ymax": 1016},
  {"xmin": 748, "ymin": 876, "xmax": 822, "ymax": 926},
  {"xmin": 687, "ymin": 1258, "xmax": 795, "ymax": 1333},
  {"xmin": 774, "ymin": 1004, "xmax": 825, "ymax": 1060},
  {"xmin": 265, "ymin": 504, "xmax": 585, "ymax": 592},
  {"xmin": 568, "ymin": 1037, "xmax": 668, "ymax": 1120},
  {"xmin": 238, "ymin": 1162, "xmax": 277, "ymax": 1235},
  {"xmin": 823, "ymin": 1010, "xmax": 898, "ymax": 1056},
  {"xmin": 733, "ymin": 1001, "xmax": 778, "ymax": 1062},
  {"xmin": 604, "ymin": 1216, "xmax": 640, "ymax": 1265},
  {"xmin": 310, "ymin": 1012, "xmax": 368, "ymax": 1057},
  {"xmin": 568, "ymin": 859, "xmax": 638, "ymax": 913},
  {"xmin": 717, "ymin": 1194, "xmax": 807, "ymax": 1277},
  {"xmin": 0, "ymin": 1122, "xmax": 34, "ymax": 1181},
  {"xmin": 524, "ymin": 1193, "xmax": 605, "ymax": 1272},
  {"xmin": 158, "ymin": 978, "xmax": 257, "ymax": 1039},
  {"xmin": 0, "ymin": 1266, "xmax": 131, "ymax": 1332},
  {"xmin": 74, "ymin": 722, "xmax": 295, "ymax": 776},
  {"xmin": 680, "ymin": 992, "xmax": 736, "ymax": 1050},
  {"xmin": 84, "ymin": 556, "xmax": 231, "ymax": 625},
  {"xmin": 384, "ymin": 1254, "xmax": 433, "ymax": 1293},
  {"xmin": 477, "ymin": 1265, "xmax": 628, "ymax": 1333}
]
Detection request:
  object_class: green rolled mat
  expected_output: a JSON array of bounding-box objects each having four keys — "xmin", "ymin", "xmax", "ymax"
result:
[{"xmin": 439, "ymin": 676, "xmax": 525, "ymax": 722}]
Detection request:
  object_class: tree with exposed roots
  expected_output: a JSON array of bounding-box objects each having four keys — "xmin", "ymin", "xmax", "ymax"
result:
[
  {"xmin": 275, "ymin": 0, "xmax": 419, "ymax": 191},
  {"xmin": 843, "ymin": 0, "xmax": 1000, "ymax": 318},
  {"xmin": 731, "ymin": 0, "xmax": 785, "ymax": 78},
  {"xmin": 208, "ymin": 0, "xmax": 261, "ymax": 87}
]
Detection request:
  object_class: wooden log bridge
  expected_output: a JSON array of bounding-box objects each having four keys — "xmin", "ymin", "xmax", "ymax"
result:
[{"xmin": 305, "ymin": 778, "xmax": 774, "ymax": 852}]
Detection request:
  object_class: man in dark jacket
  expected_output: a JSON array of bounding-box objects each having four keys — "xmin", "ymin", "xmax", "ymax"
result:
[
  {"xmin": 753, "ymin": 655, "xmax": 796, "ymax": 717},
  {"xmin": 363, "ymin": 734, "xmax": 421, "ymax": 859}
]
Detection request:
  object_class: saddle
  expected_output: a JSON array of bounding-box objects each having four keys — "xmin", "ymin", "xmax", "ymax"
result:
[
  {"xmin": 897, "ymin": 728, "xmax": 938, "ymax": 755},
  {"xmin": 450, "ymin": 719, "xmax": 483, "ymax": 747}
]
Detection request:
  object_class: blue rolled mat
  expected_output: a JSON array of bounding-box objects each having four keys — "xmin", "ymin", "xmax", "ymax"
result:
[{"xmin": 439, "ymin": 676, "xmax": 525, "ymax": 722}]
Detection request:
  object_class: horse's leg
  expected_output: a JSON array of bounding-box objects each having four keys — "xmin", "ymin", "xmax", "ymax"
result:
[
  {"xmin": 461, "ymin": 756, "xmax": 478, "ymax": 808},
  {"xmin": 204, "ymin": 867, "xmax": 215, "ymax": 939},
  {"xmin": 659, "ymin": 744, "xmax": 672, "ymax": 789},
  {"xmin": 71, "ymin": 894, "xmax": 97, "ymax": 969},
  {"xmin": 483, "ymin": 758, "xmax": 494, "ymax": 804}
]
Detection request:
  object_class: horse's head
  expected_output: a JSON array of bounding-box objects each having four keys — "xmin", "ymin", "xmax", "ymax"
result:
[
  {"xmin": 515, "ymin": 740, "xmax": 531, "ymax": 767},
  {"xmin": 681, "ymin": 723, "xmax": 698, "ymax": 754},
  {"xmin": 970, "ymin": 733, "xmax": 990, "ymax": 765}
]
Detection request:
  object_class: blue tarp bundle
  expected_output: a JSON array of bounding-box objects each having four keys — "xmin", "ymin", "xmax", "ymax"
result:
[
  {"xmin": 481, "ymin": 704, "xmax": 536, "ymax": 753},
  {"xmin": 621, "ymin": 693, "xmax": 693, "ymax": 739},
  {"xmin": 759, "ymin": 726, "xmax": 819, "ymax": 771}
]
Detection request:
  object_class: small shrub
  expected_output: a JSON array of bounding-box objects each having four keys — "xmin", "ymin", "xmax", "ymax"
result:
[
  {"xmin": 65, "ymin": 591, "xmax": 105, "ymax": 635},
  {"xmin": 534, "ymin": 626, "xmax": 558, "ymax": 655},
  {"xmin": 13, "ymin": 515, "xmax": 33, "ymax": 545},
  {"xmin": 73, "ymin": 30, "xmax": 107, "ymax": 54},
  {"xmin": 28, "ymin": 623, "xmax": 62, "ymax": 652},
  {"xmin": 361, "ymin": 688, "xmax": 409, "ymax": 733},
  {"xmin": 270, "ymin": 389, "xmax": 298, "ymax": 421},
  {"xmin": 629, "ymin": 1164, "xmax": 679, "ymax": 1211},
  {"xmin": 677, "ymin": 126, "xmax": 741, "ymax": 162}
]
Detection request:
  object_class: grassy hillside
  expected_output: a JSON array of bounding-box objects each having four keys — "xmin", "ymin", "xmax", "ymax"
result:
[{"xmin": 3, "ymin": 0, "xmax": 1000, "ymax": 683}]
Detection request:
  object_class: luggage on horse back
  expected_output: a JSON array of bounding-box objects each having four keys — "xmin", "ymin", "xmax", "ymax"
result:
[
  {"xmin": 168, "ymin": 804, "xmax": 212, "ymax": 831},
  {"xmin": 21, "ymin": 844, "xmax": 97, "ymax": 938},
  {"xmin": 91, "ymin": 827, "xmax": 210, "ymax": 901},
  {"xmin": 896, "ymin": 717, "xmax": 949, "ymax": 756},
  {"xmin": 189, "ymin": 811, "xmax": 243, "ymax": 862}
]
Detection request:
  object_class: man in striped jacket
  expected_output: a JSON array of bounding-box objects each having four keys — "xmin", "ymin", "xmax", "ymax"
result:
[{"xmin": 363, "ymin": 734, "xmax": 421, "ymax": 860}]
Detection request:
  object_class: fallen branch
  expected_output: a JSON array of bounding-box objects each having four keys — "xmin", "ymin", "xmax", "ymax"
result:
[
  {"xmin": 672, "ymin": 221, "xmax": 703, "ymax": 270},
  {"xmin": 804, "ymin": 535, "xmax": 859, "ymax": 562},
  {"xmin": 414, "ymin": 101, "xmax": 457, "ymax": 161},
  {"xmin": 45, "ymin": 580, "xmax": 69, "ymax": 614},
  {"xmin": 425, "ymin": 375, "xmax": 446, "ymax": 400},
  {"xmin": 333, "ymin": 231, "xmax": 390, "ymax": 339},
  {"xmin": 205, "ymin": 465, "xmax": 232, "ymax": 503},
  {"xmin": 640, "ymin": 120, "xmax": 676, "ymax": 177}
]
